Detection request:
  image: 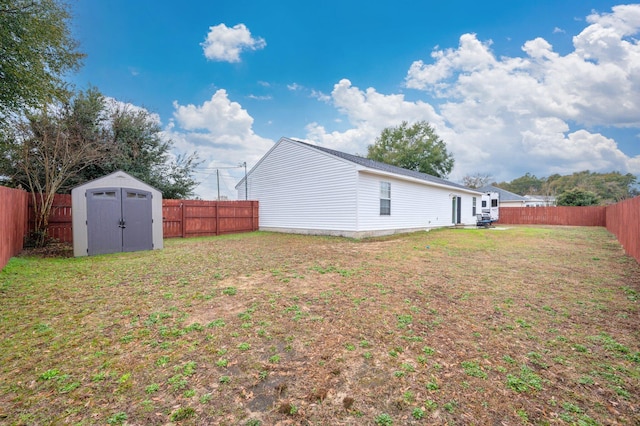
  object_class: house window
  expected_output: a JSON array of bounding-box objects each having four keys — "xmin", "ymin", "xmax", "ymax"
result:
[
  {"xmin": 472, "ymin": 197, "xmax": 477, "ymax": 216},
  {"xmin": 380, "ymin": 182, "xmax": 391, "ymax": 215}
]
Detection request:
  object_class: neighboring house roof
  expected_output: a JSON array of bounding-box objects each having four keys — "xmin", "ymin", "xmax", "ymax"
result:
[
  {"xmin": 241, "ymin": 137, "xmax": 478, "ymax": 193},
  {"xmin": 524, "ymin": 195, "xmax": 556, "ymax": 202},
  {"xmin": 477, "ymin": 185, "xmax": 528, "ymax": 203}
]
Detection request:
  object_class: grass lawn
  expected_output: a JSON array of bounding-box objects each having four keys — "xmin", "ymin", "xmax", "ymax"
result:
[{"xmin": 0, "ymin": 226, "xmax": 638, "ymax": 425}]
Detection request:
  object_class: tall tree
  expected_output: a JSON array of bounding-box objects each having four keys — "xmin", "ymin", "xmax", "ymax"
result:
[
  {"xmin": 367, "ymin": 121, "xmax": 454, "ymax": 178},
  {"xmin": 0, "ymin": 0, "xmax": 84, "ymax": 114},
  {"xmin": 1, "ymin": 89, "xmax": 110, "ymax": 246},
  {"xmin": 494, "ymin": 173, "xmax": 544, "ymax": 195},
  {"xmin": 74, "ymin": 102, "xmax": 201, "ymax": 199},
  {"xmin": 462, "ymin": 173, "xmax": 492, "ymax": 189},
  {"xmin": 556, "ymin": 188, "xmax": 600, "ymax": 206}
]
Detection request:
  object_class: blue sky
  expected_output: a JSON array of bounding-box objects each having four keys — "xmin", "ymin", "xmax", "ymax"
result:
[{"xmin": 70, "ymin": 1, "xmax": 640, "ymax": 199}]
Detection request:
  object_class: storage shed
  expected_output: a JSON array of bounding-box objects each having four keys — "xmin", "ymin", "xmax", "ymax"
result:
[
  {"xmin": 72, "ymin": 171, "xmax": 163, "ymax": 257},
  {"xmin": 236, "ymin": 137, "xmax": 482, "ymax": 238}
]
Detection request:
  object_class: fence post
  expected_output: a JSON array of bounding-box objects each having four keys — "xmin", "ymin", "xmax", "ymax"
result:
[
  {"xmin": 181, "ymin": 202, "xmax": 186, "ymax": 238},
  {"xmin": 215, "ymin": 202, "xmax": 220, "ymax": 236}
]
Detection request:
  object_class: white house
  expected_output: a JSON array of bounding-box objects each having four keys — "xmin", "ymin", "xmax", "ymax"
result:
[{"xmin": 236, "ymin": 137, "xmax": 483, "ymax": 238}]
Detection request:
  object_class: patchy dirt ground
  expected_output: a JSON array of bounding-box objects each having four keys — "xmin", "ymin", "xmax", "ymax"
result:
[{"xmin": 0, "ymin": 226, "xmax": 638, "ymax": 425}]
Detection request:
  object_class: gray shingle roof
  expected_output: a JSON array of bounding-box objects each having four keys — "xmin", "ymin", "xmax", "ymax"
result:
[{"xmin": 289, "ymin": 138, "xmax": 474, "ymax": 192}]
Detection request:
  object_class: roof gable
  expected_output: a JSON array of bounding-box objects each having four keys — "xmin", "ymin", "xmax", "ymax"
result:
[{"xmin": 288, "ymin": 138, "xmax": 475, "ymax": 192}]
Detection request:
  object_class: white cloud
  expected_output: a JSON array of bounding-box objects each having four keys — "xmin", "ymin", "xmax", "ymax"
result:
[
  {"xmin": 158, "ymin": 5, "xmax": 639, "ymax": 200},
  {"xmin": 201, "ymin": 23, "xmax": 266, "ymax": 63},
  {"xmin": 304, "ymin": 79, "xmax": 446, "ymax": 156},
  {"xmin": 247, "ymin": 94, "xmax": 272, "ymax": 101},
  {"xmin": 310, "ymin": 89, "xmax": 331, "ymax": 103},
  {"xmin": 167, "ymin": 90, "xmax": 273, "ymax": 199},
  {"xmin": 397, "ymin": 4, "xmax": 640, "ymax": 181}
]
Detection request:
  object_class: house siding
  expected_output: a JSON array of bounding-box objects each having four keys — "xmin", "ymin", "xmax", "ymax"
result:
[
  {"xmin": 247, "ymin": 141, "xmax": 359, "ymax": 233},
  {"xmin": 356, "ymin": 172, "xmax": 477, "ymax": 232},
  {"xmin": 240, "ymin": 138, "xmax": 481, "ymax": 238}
]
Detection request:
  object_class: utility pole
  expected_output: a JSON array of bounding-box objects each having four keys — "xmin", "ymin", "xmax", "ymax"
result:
[
  {"xmin": 243, "ymin": 162, "xmax": 247, "ymax": 200},
  {"xmin": 216, "ymin": 169, "xmax": 220, "ymax": 200}
]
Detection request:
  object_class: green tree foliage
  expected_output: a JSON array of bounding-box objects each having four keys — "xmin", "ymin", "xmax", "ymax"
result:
[
  {"xmin": 0, "ymin": 0, "xmax": 84, "ymax": 114},
  {"xmin": 1, "ymin": 88, "xmax": 109, "ymax": 246},
  {"xmin": 556, "ymin": 188, "xmax": 600, "ymax": 206},
  {"xmin": 494, "ymin": 171, "xmax": 637, "ymax": 204},
  {"xmin": 1, "ymin": 88, "xmax": 200, "ymax": 245},
  {"xmin": 75, "ymin": 101, "xmax": 201, "ymax": 199},
  {"xmin": 495, "ymin": 173, "xmax": 544, "ymax": 195},
  {"xmin": 367, "ymin": 121, "xmax": 454, "ymax": 178},
  {"xmin": 547, "ymin": 171, "xmax": 637, "ymax": 203}
]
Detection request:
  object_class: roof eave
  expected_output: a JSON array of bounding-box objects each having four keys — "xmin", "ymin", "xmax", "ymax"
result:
[{"xmin": 358, "ymin": 167, "xmax": 482, "ymax": 195}]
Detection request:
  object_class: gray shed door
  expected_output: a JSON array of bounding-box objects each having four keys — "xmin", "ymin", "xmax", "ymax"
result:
[{"xmin": 86, "ymin": 187, "xmax": 153, "ymax": 255}]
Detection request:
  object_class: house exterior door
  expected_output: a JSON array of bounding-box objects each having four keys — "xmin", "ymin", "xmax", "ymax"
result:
[
  {"xmin": 451, "ymin": 196, "xmax": 462, "ymax": 224},
  {"xmin": 86, "ymin": 188, "xmax": 153, "ymax": 255}
]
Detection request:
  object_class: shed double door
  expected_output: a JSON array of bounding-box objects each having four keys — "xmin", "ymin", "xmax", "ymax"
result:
[{"xmin": 86, "ymin": 187, "xmax": 153, "ymax": 255}]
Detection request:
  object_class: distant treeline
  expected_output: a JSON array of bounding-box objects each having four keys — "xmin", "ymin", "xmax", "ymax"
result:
[{"xmin": 493, "ymin": 171, "xmax": 638, "ymax": 204}]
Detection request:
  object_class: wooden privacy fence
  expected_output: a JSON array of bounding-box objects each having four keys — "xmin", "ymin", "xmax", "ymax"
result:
[
  {"xmin": 21, "ymin": 196, "xmax": 259, "ymax": 243},
  {"xmin": 28, "ymin": 194, "xmax": 73, "ymax": 243},
  {"xmin": 0, "ymin": 186, "xmax": 28, "ymax": 270},
  {"xmin": 497, "ymin": 206, "xmax": 607, "ymax": 226},
  {"xmin": 605, "ymin": 196, "xmax": 640, "ymax": 263},
  {"xmin": 162, "ymin": 200, "xmax": 259, "ymax": 238}
]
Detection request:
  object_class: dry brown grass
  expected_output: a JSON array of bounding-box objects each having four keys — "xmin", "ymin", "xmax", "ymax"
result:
[{"xmin": 0, "ymin": 226, "xmax": 638, "ymax": 425}]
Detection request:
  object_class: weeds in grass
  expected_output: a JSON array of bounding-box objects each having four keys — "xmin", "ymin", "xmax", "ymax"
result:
[
  {"xmin": 425, "ymin": 381, "xmax": 439, "ymax": 391},
  {"xmin": 412, "ymin": 407, "xmax": 425, "ymax": 419},
  {"xmin": 106, "ymin": 412, "xmax": 127, "ymax": 425},
  {"xmin": 461, "ymin": 361, "xmax": 487, "ymax": 379},
  {"xmin": 222, "ymin": 287, "xmax": 237, "ymax": 296},
  {"xmin": 506, "ymin": 366, "xmax": 543, "ymax": 393},
  {"xmin": 3, "ymin": 227, "xmax": 638, "ymax": 425},
  {"xmin": 374, "ymin": 413, "xmax": 393, "ymax": 425},
  {"xmin": 170, "ymin": 407, "xmax": 195, "ymax": 421}
]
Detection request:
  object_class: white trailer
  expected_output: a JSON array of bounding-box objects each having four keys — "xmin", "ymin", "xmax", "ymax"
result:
[{"xmin": 477, "ymin": 191, "xmax": 499, "ymax": 227}]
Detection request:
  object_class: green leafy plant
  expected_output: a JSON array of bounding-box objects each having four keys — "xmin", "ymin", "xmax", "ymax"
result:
[
  {"xmin": 106, "ymin": 412, "xmax": 128, "ymax": 425},
  {"xmin": 374, "ymin": 413, "xmax": 393, "ymax": 426},
  {"xmin": 461, "ymin": 361, "xmax": 487, "ymax": 379},
  {"xmin": 506, "ymin": 366, "xmax": 543, "ymax": 393},
  {"xmin": 412, "ymin": 407, "xmax": 425, "ymax": 420},
  {"xmin": 170, "ymin": 406, "xmax": 195, "ymax": 421}
]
